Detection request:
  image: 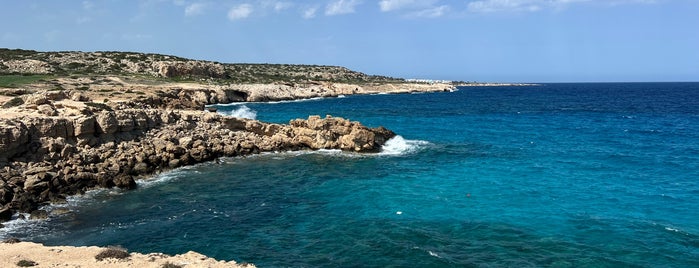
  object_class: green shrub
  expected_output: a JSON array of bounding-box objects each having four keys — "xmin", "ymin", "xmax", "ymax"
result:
[
  {"xmin": 161, "ymin": 262, "xmax": 183, "ymax": 268},
  {"xmin": 3, "ymin": 237, "xmax": 21, "ymax": 243},
  {"xmin": 16, "ymin": 259, "xmax": 37, "ymax": 267},
  {"xmin": 2, "ymin": 97, "xmax": 24, "ymax": 108},
  {"xmin": 95, "ymin": 247, "xmax": 130, "ymax": 261}
]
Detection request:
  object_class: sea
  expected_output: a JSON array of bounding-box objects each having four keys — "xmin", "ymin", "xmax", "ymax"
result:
[{"xmin": 2, "ymin": 83, "xmax": 699, "ymax": 267}]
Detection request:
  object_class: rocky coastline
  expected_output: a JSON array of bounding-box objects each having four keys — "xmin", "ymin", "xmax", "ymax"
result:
[
  {"xmin": 0, "ymin": 49, "xmax": 457, "ymax": 266},
  {"xmin": 0, "ymin": 91, "xmax": 396, "ymax": 221},
  {"xmin": 0, "ymin": 49, "xmax": 459, "ymax": 222}
]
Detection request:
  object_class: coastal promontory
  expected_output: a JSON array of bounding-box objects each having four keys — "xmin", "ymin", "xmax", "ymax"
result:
[
  {"xmin": 0, "ymin": 48, "xmax": 457, "ymax": 266},
  {"xmin": 0, "ymin": 48, "xmax": 458, "ymax": 220}
]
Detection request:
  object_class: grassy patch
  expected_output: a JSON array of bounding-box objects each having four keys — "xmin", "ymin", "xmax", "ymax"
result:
[
  {"xmin": 16, "ymin": 259, "xmax": 38, "ymax": 267},
  {"xmin": 0, "ymin": 75, "xmax": 49, "ymax": 88},
  {"xmin": 2, "ymin": 237, "xmax": 21, "ymax": 243},
  {"xmin": 161, "ymin": 262, "xmax": 183, "ymax": 268},
  {"xmin": 95, "ymin": 247, "xmax": 130, "ymax": 261}
]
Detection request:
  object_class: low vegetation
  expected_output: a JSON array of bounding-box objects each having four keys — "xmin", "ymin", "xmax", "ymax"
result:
[
  {"xmin": 0, "ymin": 75, "xmax": 50, "ymax": 88},
  {"xmin": 16, "ymin": 259, "xmax": 37, "ymax": 267},
  {"xmin": 0, "ymin": 48, "xmax": 405, "ymax": 85},
  {"xmin": 95, "ymin": 247, "xmax": 131, "ymax": 261},
  {"xmin": 2, "ymin": 237, "xmax": 21, "ymax": 244},
  {"xmin": 161, "ymin": 262, "xmax": 183, "ymax": 268}
]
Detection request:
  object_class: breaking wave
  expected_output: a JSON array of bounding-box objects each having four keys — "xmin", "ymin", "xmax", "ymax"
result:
[
  {"xmin": 380, "ymin": 136, "xmax": 430, "ymax": 156},
  {"xmin": 221, "ymin": 105, "xmax": 257, "ymax": 120}
]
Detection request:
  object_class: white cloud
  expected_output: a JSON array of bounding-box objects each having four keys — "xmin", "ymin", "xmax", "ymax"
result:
[
  {"xmin": 379, "ymin": 0, "xmax": 435, "ymax": 12},
  {"xmin": 273, "ymin": 1, "xmax": 293, "ymax": 12},
  {"xmin": 82, "ymin": 0, "xmax": 94, "ymax": 10},
  {"xmin": 185, "ymin": 2, "xmax": 206, "ymax": 16},
  {"xmin": 303, "ymin": 7, "xmax": 318, "ymax": 19},
  {"xmin": 467, "ymin": 0, "xmax": 541, "ymax": 13},
  {"xmin": 228, "ymin": 4, "xmax": 253, "ymax": 20},
  {"xmin": 408, "ymin": 5, "xmax": 449, "ymax": 18},
  {"xmin": 260, "ymin": 1, "xmax": 293, "ymax": 12},
  {"xmin": 325, "ymin": 0, "xmax": 361, "ymax": 16},
  {"xmin": 467, "ymin": 0, "xmax": 656, "ymax": 13}
]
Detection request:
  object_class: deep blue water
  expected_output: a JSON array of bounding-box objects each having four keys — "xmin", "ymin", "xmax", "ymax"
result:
[{"xmin": 3, "ymin": 83, "xmax": 699, "ymax": 267}]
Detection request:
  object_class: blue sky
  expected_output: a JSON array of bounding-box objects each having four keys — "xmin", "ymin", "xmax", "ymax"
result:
[{"xmin": 1, "ymin": 0, "xmax": 698, "ymax": 82}]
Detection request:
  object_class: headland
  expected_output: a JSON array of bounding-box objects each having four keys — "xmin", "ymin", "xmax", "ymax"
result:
[{"xmin": 0, "ymin": 48, "xmax": 454, "ymax": 266}]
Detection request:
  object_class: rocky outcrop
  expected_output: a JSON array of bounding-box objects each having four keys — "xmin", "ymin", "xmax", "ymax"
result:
[
  {"xmin": 0, "ymin": 109, "xmax": 395, "ymax": 220},
  {"xmin": 155, "ymin": 61, "xmax": 227, "ymax": 78},
  {"xmin": 0, "ymin": 59, "xmax": 53, "ymax": 74},
  {"xmin": 128, "ymin": 83, "xmax": 452, "ymax": 107}
]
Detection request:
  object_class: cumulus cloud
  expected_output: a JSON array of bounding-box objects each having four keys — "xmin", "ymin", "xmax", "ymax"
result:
[
  {"xmin": 408, "ymin": 5, "xmax": 449, "ymax": 18},
  {"xmin": 467, "ymin": 0, "xmax": 542, "ymax": 13},
  {"xmin": 82, "ymin": 1, "xmax": 94, "ymax": 10},
  {"xmin": 228, "ymin": 4, "xmax": 253, "ymax": 20},
  {"xmin": 379, "ymin": 0, "xmax": 436, "ymax": 12},
  {"xmin": 303, "ymin": 7, "xmax": 318, "ymax": 19},
  {"xmin": 273, "ymin": 1, "xmax": 293, "ymax": 12},
  {"xmin": 325, "ymin": 0, "xmax": 361, "ymax": 16},
  {"xmin": 185, "ymin": 2, "xmax": 206, "ymax": 16},
  {"xmin": 467, "ymin": 0, "xmax": 656, "ymax": 13}
]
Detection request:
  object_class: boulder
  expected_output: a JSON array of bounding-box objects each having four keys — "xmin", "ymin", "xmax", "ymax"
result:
[
  {"xmin": 29, "ymin": 209, "xmax": 49, "ymax": 220},
  {"xmin": 113, "ymin": 174, "xmax": 136, "ymax": 190},
  {"xmin": 37, "ymin": 104, "xmax": 59, "ymax": 116},
  {"xmin": 73, "ymin": 116, "xmax": 96, "ymax": 136},
  {"xmin": 95, "ymin": 112, "xmax": 118, "ymax": 134},
  {"xmin": 0, "ymin": 120, "xmax": 30, "ymax": 158}
]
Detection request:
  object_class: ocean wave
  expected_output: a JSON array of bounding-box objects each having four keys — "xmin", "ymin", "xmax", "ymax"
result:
[
  {"xmin": 219, "ymin": 105, "xmax": 257, "ymax": 120},
  {"xmin": 136, "ymin": 171, "xmax": 184, "ymax": 189},
  {"xmin": 213, "ymin": 97, "xmax": 327, "ymax": 106},
  {"xmin": 0, "ymin": 213, "xmax": 50, "ymax": 240},
  {"xmin": 379, "ymin": 136, "xmax": 430, "ymax": 156}
]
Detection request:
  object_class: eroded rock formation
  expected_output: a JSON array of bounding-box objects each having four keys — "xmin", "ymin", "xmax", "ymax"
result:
[{"xmin": 0, "ymin": 108, "xmax": 394, "ymax": 221}]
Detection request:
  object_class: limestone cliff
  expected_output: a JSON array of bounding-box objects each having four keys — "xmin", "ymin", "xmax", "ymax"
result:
[
  {"xmin": 0, "ymin": 92, "xmax": 394, "ymax": 221},
  {"xmin": 0, "ymin": 111, "xmax": 395, "ymax": 221}
]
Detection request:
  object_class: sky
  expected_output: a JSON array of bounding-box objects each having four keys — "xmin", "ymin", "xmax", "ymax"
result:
[{"xmin": 1, "ymin": 0, "xmax": 698, "ymax": 82}]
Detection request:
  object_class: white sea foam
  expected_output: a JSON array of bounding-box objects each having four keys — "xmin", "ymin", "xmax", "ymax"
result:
[
  {"xmin": 214, "ymin": 97, "xmax": 327, "ymax": 106},
  {"xmin": 379, "ymin": 136, "xmax": 429, "ymax": 156},
  {"xmin": 665, "ymin": 227, "xmax": 680, "ymax": 232},
  {"xmin": 428, "ymin": 251, "xmax": 442, "ymax": 258},
  {"xmin": 136, "ymin": 172, "xmax": 182, "ymax": 189},
  {"xmin": 0, "ymin": 213, "xmax": 50, "ymax": 240},
  {"xmin": 220, "ymin": 105, "xmax": 257, "ymax": 119}
]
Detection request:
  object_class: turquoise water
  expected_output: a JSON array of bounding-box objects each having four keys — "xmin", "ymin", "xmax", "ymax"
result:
[{"xmin": 4, "ymin": 83, "xmax": 699, "ymax": 267}]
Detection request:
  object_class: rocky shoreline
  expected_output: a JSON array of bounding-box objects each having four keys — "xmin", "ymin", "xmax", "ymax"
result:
[
  {"xmin": 0, "ymin": 93, "xmax": 396, "ymax": 221},
  {"xmin": 1, "ymin": 49, "xmax": 457, "ymax": 266},
  {"xmin": 0, "ymin": 241, "xmax": 254, "ymax": 267}
]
